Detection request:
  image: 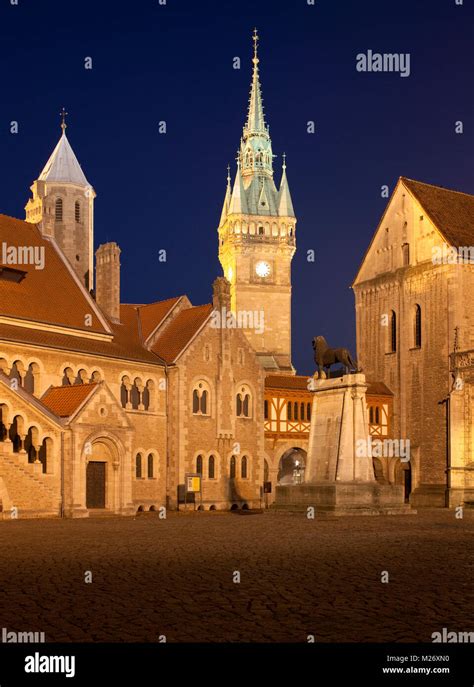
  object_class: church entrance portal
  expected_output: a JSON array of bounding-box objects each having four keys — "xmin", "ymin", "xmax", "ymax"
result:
[{"xmin": 86, "ymin": 461, "xmax": 106, "ymax": 508}]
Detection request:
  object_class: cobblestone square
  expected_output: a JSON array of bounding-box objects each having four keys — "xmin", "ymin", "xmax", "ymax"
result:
[{"xmin": 0, "ymin": 510, "xmax": 472, "ymax": 643}]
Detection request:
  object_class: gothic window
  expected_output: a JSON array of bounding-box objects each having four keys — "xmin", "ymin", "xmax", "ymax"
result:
[
  {"xmin": 208, "ymin": 455, "xmax": 215, "ymax": 479},
  {"xmin": 136, "ymin": 454, "xmax": 142, "ymax": 479},
  {"xmin": 414, "ymin": 304, "xmax": 422, "ymax": 348},
  {"xmin": 230, "ymin": 455, "xmax": 236, "ymax": 479},
  {"xmin": 192, "ymin": 382, "xmax": 210, "ymax": 416},
  {"xmin": 55, "ymin": 198, "xmax": 63, "ymax": 222},
  {"xmin": 196, "ymin": 454, "xmax": 203, "ymax": 475},
  {"xmin": 75, "ymin": 201, "xmax": 81, "ymax": 223},
  {"xmin": 236, "ymin": 385, "xmax": 252, "ymax": 418},
  {"xmin": 147, "ymin": 453, "xmax": 154, "ymax": 479},
  {"xmin": 390, "ymin": 311, "xmax": 397, "ymax": 353},
  {"xmin": 241, "ymin": 455, "xmax": 248, "ymax": 479}
]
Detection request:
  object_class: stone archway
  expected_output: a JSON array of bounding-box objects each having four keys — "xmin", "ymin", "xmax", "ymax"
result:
[{"xmin": 277, "ymin": 447, "xmax": 307, "ymax": 485}]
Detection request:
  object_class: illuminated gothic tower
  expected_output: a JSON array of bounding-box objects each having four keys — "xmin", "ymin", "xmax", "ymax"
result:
[
  {"xmin": 218, "ymin": 31, "xmax": 296, "ymax": 374},
  {"xmin": 25, "ymin": 111, "xmax": 96, "ymax": 291}
]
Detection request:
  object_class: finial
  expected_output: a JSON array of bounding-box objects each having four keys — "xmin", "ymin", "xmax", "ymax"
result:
[
  {"xmin": 60, "ymin": 106, "xmax": 68, "ymax": 134},
  {"xmin": 227, "ymin": 164, "xmax": 231, "ymax": 184},
  {"xmin": 252, "ymin": 27, "xmax": 259, "ymax": 66},
  {"xmin": 282, "ymin": 152, "xmax": 286, "ymax": 170}
]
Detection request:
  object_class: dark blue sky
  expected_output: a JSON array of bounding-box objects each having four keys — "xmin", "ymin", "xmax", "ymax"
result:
[{"xmin": 0, "ymin": 0, "xmax": 472, "ymax": 374}]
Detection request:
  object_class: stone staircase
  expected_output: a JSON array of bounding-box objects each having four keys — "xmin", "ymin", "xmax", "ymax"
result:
[{"xmin": 0, "ymin": 443, "xmax": 61, "ymax": 519}]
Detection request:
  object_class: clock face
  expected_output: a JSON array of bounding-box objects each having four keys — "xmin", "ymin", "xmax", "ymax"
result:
[{"xmin": 255, "ymin": 260, "xmax": 271, "ymax": 278}]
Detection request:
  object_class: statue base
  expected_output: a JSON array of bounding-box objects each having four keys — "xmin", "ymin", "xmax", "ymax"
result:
[
  {"xmin": 272, "ymin": 373, "xmax": 416, "ymax": 516},
  {"xmin": 273, "ymin": 482, "xmax": 415, "ymax": 516}
]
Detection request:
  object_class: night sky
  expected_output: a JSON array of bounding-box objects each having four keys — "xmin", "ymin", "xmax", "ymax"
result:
[{"xmin": 0, "ymin": 0, "xmax": 472, "ymax": 374}]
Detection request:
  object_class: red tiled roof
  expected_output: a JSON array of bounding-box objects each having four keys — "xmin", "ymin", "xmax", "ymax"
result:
[
  {"xmin": 135, "ymin": 297, "xmax": 181, "ymax": 340},
  {"xmin": 0, "ymin": 214, "xmax": 107, "ymax": 333},
  {"xmin": 402, "ymin": 178, "xmax": 474, "ymax": 248},
  {"xmin": 151, "ymin": 304, "xmax": 213, "ymax": 363},
  {"xmin": 265, "ymin": 374, "xmax": 310, "ymax": 390},
  {"xmin": 41, "ymin": 383, "xmax": 98, "ymax": 417}
]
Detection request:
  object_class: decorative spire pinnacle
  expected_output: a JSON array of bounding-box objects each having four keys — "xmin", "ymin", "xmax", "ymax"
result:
[
  {"xmin": 60, "ymin": 107, "xmax": 68, "ymax": 135},
  {"xmin": 244, "ymin": 29, "xmax": 267, "ymax": 136},
  {"xmin": 282, "ymin": 152, "xmax": 286, "ymax": 170},
  {"xmin": 252, "ymin": 27, "xmax": 259, "ymax": 66}
]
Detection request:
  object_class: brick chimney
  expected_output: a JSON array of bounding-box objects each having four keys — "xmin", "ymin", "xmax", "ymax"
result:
[
  {"xmin": 95, "ymin": 242, "xmax": 121, "ymax": 322},
  {"xmin": 212, "ymin": 276, "xmax": 231, "ymax": 311}
]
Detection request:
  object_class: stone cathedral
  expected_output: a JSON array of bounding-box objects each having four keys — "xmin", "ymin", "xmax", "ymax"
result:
[{"xmin": 0, "ymin": 32, "xmax": 472, "ymax": 519}]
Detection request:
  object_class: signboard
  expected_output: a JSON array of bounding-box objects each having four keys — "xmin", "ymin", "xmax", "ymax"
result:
[{"xmin": 186, "ymin": 474, "xmax": 201, "ymax": 493}]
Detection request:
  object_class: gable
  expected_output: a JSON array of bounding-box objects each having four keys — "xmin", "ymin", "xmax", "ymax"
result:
[
  {"xmin": 66, "ymin": 382, "xmax": 131, "ymax": 429},
  {"xmin": 353, "ymin": 179, "xmax": 450, "ymax": 286}
]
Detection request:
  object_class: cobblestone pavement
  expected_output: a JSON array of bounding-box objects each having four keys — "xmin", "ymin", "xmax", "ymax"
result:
[{"xmin": 0, "ymin": 510, "xmax": 472, "ymax": 643}]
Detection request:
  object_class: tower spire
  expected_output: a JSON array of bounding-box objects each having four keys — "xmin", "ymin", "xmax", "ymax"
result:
[{"xmin": 244, "ymin": 28, "xmax": 267, "ymax": 136}]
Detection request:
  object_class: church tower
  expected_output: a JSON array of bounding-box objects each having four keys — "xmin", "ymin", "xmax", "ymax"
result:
[
  {"xmin": 25, "ymin": 110, "xmax": 96, "ymax": 291},
  {"xmin": 218, "ymin": 31, "xmax": 296, "ymax": 374}
]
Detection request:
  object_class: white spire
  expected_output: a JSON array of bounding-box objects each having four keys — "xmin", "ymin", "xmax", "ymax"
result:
[
  {"xmin": 278, "ymin": 154, "xmax": 295, "ymax": 217},
  {"xmin": 219, "ymin": 165, "xmax": 232, "ymax": 226},
  {"xmin": 228, "ymin": 157, "xmax": 248, "ymax": 214},
  {"xmin": 39, "ymin": 130, "xmax": 90, "ymax": 187}
]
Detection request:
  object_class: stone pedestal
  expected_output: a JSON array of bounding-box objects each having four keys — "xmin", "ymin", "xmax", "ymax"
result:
[{"xmin": 274, "ymin": 373, "xmax": 414, "ymax": 516}]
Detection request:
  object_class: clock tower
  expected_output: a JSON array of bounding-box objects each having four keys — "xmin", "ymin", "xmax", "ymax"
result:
[{"xmin": 218, "ymin": 30, "xmax": 296, "ymax": 374}]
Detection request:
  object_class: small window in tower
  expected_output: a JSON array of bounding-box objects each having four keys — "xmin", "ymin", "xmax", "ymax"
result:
[
  {"xmin": 55, "ymin": 198, "xmax": 63, "ymax": 222},
  {"xmin": 75, "ymin": 201, "xmax": 81, "ymax": 223},
  {"xmin": 76, "ymin": 255, "xmax": 80, "ymax": 262}
]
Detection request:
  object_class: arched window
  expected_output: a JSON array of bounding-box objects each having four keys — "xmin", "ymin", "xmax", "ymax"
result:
[
  {"xmin": 230, "ymin": 455, "xmax": 236, "ymax": 479},
  {"xmin": 135, "ymin": 454, "xmax": 142, "ymax": 479},
  {"xmin": 414, "ymin": 304, "xmax": 421, "ymax": 348},
  {"xmin": 208, "ymin": 455, "xmax": 215, "ymax": 479},
  {"xmin": 241, "ymin": 455, "xmax": 248, "ymax": 479},
  {"xmin": 147, "ymin": 453, "xmax": 154, "ymax": 479},
  {"xmin": 259, "ymin": 226, "xmax": 264, "ymax": 235},
  {"xmin": 196, "ymin": 454, "xmax": 203, "ymax": 475},
  {"xmin": 236, "ymin": 385, "xmax": 252, "ymax": 418},
  {"xmin": 75, "ymin": 201, "xmax": 81, "ymax": 223},
  {"xmin": 402, "ymin": 242, "xmax": 410, "ymax": 266},
  {"xmin": 192, "ymin": 382, "xmax": 210, "ymax": 416},
  {"xmin": 390, "ymin": 311, "xmax": 397, "ymax": 353},
  {"xmin": 55, "ymin": 198, "xmax": 63, "ymax": 221},
  {"xmin": 24, "ymin": 363, "xmax": 38, "ymax": 394}
]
